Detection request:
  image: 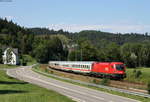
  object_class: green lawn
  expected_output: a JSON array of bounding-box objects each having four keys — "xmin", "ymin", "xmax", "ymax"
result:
[
  {"xmin": 0, "ymin": 70, "xmax": 74, "ymax": 102},
  {"xmin": 0, "ymin": 64, "xmax": 18, "ymax": 69},
  {"xmin": 125, "ymin": 67, "xmax": 150, "ymax": 84}
]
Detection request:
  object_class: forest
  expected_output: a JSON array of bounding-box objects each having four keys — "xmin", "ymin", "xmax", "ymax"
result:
[{"xmin": 0, "ymin": 18, "xmax": 150, "ymax": 68}]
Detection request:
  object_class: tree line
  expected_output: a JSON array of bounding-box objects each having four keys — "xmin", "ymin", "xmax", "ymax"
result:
[
  {"xmin": 1, "ymin": 18, "xmax": 150, "ymax": 68},
  {"xmin": 69, "ymin": 39, "xmax": 150, "ymax": 68}
]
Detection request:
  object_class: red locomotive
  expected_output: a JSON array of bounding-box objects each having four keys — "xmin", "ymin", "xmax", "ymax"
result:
[{"xmin": 49, "ymin": 61, "xmax": 126, "ymax": 79}]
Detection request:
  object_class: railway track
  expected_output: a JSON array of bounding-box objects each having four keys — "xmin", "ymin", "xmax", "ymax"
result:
[{"xmin": 40, "ymin": 64, "xmax": 147, "ymax": 94}]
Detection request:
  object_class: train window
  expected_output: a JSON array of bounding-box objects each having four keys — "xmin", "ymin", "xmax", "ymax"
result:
[{"xmin": 116, "ymin": 64, "xmax": 124, "ymax": 70}]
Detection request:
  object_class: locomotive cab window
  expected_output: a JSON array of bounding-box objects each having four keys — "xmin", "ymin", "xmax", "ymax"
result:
[{"xmin": 116, "ymin": 64, "xmax": 124, "ymax": 70}]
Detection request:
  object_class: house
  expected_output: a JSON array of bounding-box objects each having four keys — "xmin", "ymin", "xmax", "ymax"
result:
[{"xmin": 2, "ymin": 47, "xmax": 19, "ymax": 65}]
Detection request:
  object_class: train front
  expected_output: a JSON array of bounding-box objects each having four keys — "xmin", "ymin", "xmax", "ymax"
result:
[{"xmin": 112, "ymin": 62, "xmax": 126, "ymax": 79}]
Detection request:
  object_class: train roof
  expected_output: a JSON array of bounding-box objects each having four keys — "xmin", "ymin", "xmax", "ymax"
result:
[{"xmin": 49, "ymin": 61, "xmax": 95, "ymax": 65}]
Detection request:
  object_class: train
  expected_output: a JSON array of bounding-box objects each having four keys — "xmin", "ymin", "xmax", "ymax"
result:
[{"xmin": 48, "ymin": 61, "xmax": 126, "ymax": 79}]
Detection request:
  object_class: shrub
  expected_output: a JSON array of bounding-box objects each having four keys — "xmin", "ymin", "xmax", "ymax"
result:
[
  {"xmin": 100, "ymin": 78, "xmax": 110, "ymax": 86},
  {"xmin": 133, "ymin": 69, "xmax": 136, "ymax": 73},
  {"xmin": 135, "ymin": 70, "xmax": 142, "ymax": 78},
  {"xmin": 45, "ymin": 68, "xmax": 48, "ymax": 73},
  {"xmin": 92, "ymin": 79, "xmax": 100, "ymax": 84},
  {"xmin": 22, "ymin": 58, "xmax": 27, "ymax": 66}
]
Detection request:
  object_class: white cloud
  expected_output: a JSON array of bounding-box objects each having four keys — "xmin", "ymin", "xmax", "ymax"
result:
[{"xmin": 48, "ymin": 24, "xmax": 150, "ymax": 33}]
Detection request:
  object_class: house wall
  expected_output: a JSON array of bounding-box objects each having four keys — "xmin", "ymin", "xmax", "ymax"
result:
[{"xmin": 2, "ymin": 48, "xmax": 19, "ymax": 65}]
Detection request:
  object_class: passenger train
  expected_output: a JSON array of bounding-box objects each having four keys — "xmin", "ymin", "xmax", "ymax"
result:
[{"xmin": 49, "ymin": 61, "xmax": 126, "ymax": 79}]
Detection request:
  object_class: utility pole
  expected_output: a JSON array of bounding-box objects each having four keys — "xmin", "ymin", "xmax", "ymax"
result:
[{"xmin": 80, "ymin": 48, "xmax": 82, "ymax": 61}]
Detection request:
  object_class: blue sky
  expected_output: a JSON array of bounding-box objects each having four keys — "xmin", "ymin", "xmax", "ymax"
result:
[{"xmin": 0, "ymin": 0, "xmax": 150, "ymax": 33}]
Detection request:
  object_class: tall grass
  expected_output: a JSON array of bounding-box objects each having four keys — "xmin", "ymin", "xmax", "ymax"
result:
[
  {"xmin": 125, "ymin": 67, "xmax": 150, "ymax": 84},
  {"xmin": 0, "ymin": 64, "xmax": 18, "ymax": 69}
]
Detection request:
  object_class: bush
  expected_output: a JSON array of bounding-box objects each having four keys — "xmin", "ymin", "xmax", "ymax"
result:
[
  {"xmin": 133, "ymin": 69, "xmax": 136, "ymax": 73},
  {"xmin": 100, "ymin": 78, "xmax": 110, "ymax": 86},
  {"xmin": 45, "ymin": 68, "xmax": 48, "ymax": 73},
  {"xmin": 22, "ymin": 58, "xmax": 27, "ymax": 66},
  {"xmin": 92, "ymin": 79, "xmax": 100, "ymax": 84},
  {"xmin": 135, "ymin": 70, "xmax": 142, "ymax": 78}
]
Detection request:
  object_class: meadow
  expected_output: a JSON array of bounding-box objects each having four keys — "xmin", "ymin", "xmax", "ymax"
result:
[
  {"xmin": 125, "ymin": 67, "xmax": 150, "ymax": 84},
  {"xmin": 0, "ymin": 70, "xmax": 74, "ymax": 102}
]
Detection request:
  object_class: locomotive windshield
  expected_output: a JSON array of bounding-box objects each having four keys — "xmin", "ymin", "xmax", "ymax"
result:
[{"xmin": 116, "ymin": 64, "xmax": 124, "ymax": 71}]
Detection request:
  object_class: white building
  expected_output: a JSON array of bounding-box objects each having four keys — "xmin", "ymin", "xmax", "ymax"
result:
[{"xmin": 2, "ymin": 47, "xmax": 19, "ymax": 65}]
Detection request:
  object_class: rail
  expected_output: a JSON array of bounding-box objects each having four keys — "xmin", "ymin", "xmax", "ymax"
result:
[{"xmin": 33, "ymin": 67, "xmax": 150, "ymax": 98}]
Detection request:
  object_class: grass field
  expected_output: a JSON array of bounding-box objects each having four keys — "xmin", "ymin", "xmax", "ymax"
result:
[
  {"xmin": 125, "ymin": 67, "xmax": 150, "ymax": 84},
  {"xmin": 0, "ymin": 64, "xmax": 18, "ymax": 69},
  {"xmin": 0, "ymin": 70, "xmax": 74, "ymax": 102},
  {"xmin": 34, "ymin": 65, "xmax": 150, "ymax": 102}
]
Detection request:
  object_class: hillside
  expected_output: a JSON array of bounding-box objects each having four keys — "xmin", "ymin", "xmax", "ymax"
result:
[
  {"xmin": 1, "ymin": 18, "xmax": 150, "ymax": 68},
  {"xmin": 72, "ymin": 30, "xmax": 150, "ymax": 48},
  {"xmin": 29, "ymin": 28, "xmax": 150, "ymax": 47},
  {"xmin": 0, "ymin": 18, "xmax": 34, "ymax": 54}
]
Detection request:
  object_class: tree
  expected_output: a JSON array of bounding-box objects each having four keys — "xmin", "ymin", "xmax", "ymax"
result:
[
  {"xmin": 0, "ymin": 45, "xmax": 2, "ymax": 64},
  {"xmin": 120, "ymin": 43, "xmax": 139, "ymax": 68},
  {"xmin": 32, "ymin": 36, "xmax": 67, "ymax": 63},
  {"xmin": 69, "ymin": 40, "xmax": 100, "ymax": 61},
  {"xmin": 1, "ymin": 28, "xmax": 9, "ymax": 34},
  {"xmin": 33, "ymin": 42, "xmax": 48, "ymax": 63},
  {"xmin": 130, "ymin": 53, "xmax": 137, "ymax": 67},
  {"xmin": 104, "ymin": 43, "xmax": 121, "ymax": 62},
  {"xmin": 140, "ymin": 43, "xmax": 150, "ymax": 67},
  {"xmin": 6, "ymin": 48, "xmax": 13, "ymax": 64}
]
